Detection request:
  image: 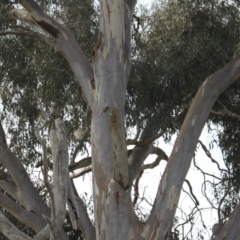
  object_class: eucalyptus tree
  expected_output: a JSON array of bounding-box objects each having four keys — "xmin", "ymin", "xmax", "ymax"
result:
[
  {"xmin": 0, "ymin": 0, "xmax": 240, "ymax": 239},
  {"xmin": 130, "ymin": 1, "xmax": 240, "ymax": 238}
]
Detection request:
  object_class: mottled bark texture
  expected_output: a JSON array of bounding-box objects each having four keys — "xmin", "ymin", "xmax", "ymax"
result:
[{"xmin": 0, "ymin": 0, "xmax": 240, "ymax": 239}]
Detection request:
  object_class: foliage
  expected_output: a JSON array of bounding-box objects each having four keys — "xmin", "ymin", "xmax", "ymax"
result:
[
  {"xmin": 129, "ymin": 0, "xmax": 240, "ymax": 235},
  {"xmin": 0, "ymin": 0, "xmax": 97, "ymax": 239},
  {"xmin": 0, "ymin": 0, "xmax": 240, "ymax": 239},
  {"xmin": 129, "ymin": 0, "xmax": 240, "ymax": 133},
  {"xmin": 0, "ymin": 0, "xmax": 97, "ymax": 166}
]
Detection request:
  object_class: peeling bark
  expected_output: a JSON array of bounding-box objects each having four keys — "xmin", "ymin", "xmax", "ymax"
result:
[
  {"xmin": 91, "ymin": 1, "xmax": 136, "ymax": 239},
  {"xmin": 2, "ymin": 0, "xmax": 240, "ymax": 239}
]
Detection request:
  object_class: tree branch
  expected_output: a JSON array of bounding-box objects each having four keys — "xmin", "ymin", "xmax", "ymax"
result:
[
  {"xmin": 50, "ymin": 119, "xmax": 69, "ymax": 234},
  {"xmin": 34, "ymin": 126, "xmax": 55, "ymax": 219},
  {"xmin": 145, "ymin": 57, "xmax": 240, "ymax": 239},
  {"xmin": 211, "ymin": 101, "xmax": 240, "ymax": 121},
  {"xmin": 215, "ymin": 201, "xmax": 240, "ymax": 239},
  {"xmin": 133, "ymin": 147, "xmax": 168, "ymax": 206},
  {"xmin": 132, "ymin": 169, "xmax": 143, "ymax": 206},
  {"xmin": 0, "ymin": 142, "xmax": 49, "ymax": 215},
  {"xmin": 0, "ymin": 192, "xmax": 46, "ymax": 232},
  {"xmin": 193, "ymin": 157, "xmax": 223, "ymax": 181},
  {"xmin": 0, "ymin": 170, "xmax": 18, "ymax": 198},
  {"xmin": 36, "ymin": 156, "xmax": 92, "ymax": 173},
  {"xmin": 198, "ymin": 140, "xmax": 228, "ymax": 173},
  {"xmin": 0, "ymin": 211, "xmax": 31, "ymax": 240},
  {"xmin": 128, "ymin": 115, "xmax": 164, "ymax": 185},
  {"xmin": 184, "ymin": 179, "xmax": 200, "ymax": 206},
  {"xmin": 16, "ymin": 0, "xmax": 94, "ymax": 107},
  {"xmin": 69, "ymin": 157, "xmax": 91, "ymax": 172},
  {"xmin": 137, "ymin": 130, "xmax": 165, "ymax": 147},
  {"xmin": 67, "ymin": 178, "xmax": 96, "ymax": 240},
  {"xmin": 70, "ymin": 167, "xmax": 92, "ymax": 179},
  {"xmin": 71, "ymin": 106, "xmax": 91, "ymax": 164}
]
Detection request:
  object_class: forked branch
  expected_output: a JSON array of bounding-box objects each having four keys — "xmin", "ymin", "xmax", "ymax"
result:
[{"xmin": 15, "ymin": 0, "xmax": 94, "ymax": 107}]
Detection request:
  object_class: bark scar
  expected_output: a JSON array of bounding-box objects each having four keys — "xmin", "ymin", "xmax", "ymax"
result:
[
  {"xmin": 92, "ymin": 32, "xmax": 103, "ymax": 60},
  {"xmin": 90, "ymin": 79, "xmax": 95, "ymax": 90},
  {"xmin": 32, "ymin": 17, "xmax": 60, "ymax": 38}
]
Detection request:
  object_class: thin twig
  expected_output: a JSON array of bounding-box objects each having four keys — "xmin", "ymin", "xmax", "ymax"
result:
[
  {"xmin": 184, "ymin": 179, "xmax": 200, "ymax": 206},
  {"xmin": 198, "ymin": 140, "xmax": 228, "ymax": 173},
  {"xmin": 211, "ymin": 100, "xmax": 240, "ymax": 121}
]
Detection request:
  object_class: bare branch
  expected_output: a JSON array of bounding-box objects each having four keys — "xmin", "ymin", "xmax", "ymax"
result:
[
  {"xmin": 211, "ymin": 102, "xmax": 240, "ymax": 121},
  {"xmin": 71, "ymin": 167, "xmax": 92, "ymax": 179},
  {"xmin": 0, "ymin": 142, "xmax": 49, "ymax": 215},
  {"xmin": 71, "ymin": 105, "xmax": 91, "ymax": 165},
  {"xmin": 36, "ymin": 155, "xmax": 92, "ymax": 174},
  {"xmin": 133, "ymin": 147, "xmax": 168, "ymax": 206},
  {"xmin": 34, "ymin": 126, "xmax": 55, "ymax": 217},
  {"xmin": 67, "ymin": 178, "xmax": 96, "ymax": 240},
  {"xmin": 69, "ymin": 157, "xmax": 91, "ymax": 172},
  {"xmin": 0, "ymin": 170, "xmax": 18, "ymax": 198},
  {"xmin": 0, "ymin": 211, "xmax": 31, "ymax": 240},
  {"xmin": 198, "ymin": 140, "xmax": 228, "ymax": 173},
  {"xmin": 0, "ymin": 192, "xmax": 46, "ymax": 232},
  {"xmin": 184, "ymin": 179, "xmax": 200, "ymax": 206},
  {"xmin": 33, "ymin": 224, "xmax": 51, "ymax": 240},
  {"xmin": 128, "ymin": 116, "xmax": 164, "ymax": 185},
  {"xmin": 71, "ymin": 128, "xmax": 90, "ymax": 164},
  {"xmin": 50, "ymin": 119, "xmax": 69, "ymax": 233},
  {"xmin": 132, "ymin": 169, "xmax": 143, "ymax": 206},
  {"xmin": 145, "ymin": 56, "xmax": 240, "ymax": 238},
  {"xmin": 193, "ymin": 157, "xmax": 223, "ymax": 181}
]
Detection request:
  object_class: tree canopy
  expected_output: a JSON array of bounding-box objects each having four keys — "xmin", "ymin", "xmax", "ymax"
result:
[{"xmin": 0, "ymin": 0, "xmax": 240, "ymax": 239}]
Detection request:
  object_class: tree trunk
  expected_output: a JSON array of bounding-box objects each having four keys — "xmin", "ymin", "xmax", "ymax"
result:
[{"xmin": 90, "ymin": 1, "xmax": 136, "ymax": 239}]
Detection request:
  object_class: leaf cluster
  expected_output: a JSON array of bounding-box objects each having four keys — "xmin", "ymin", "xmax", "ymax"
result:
[{"xmin": 128, "ymin": 0, "xmax": 240, "ymax": 138}]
